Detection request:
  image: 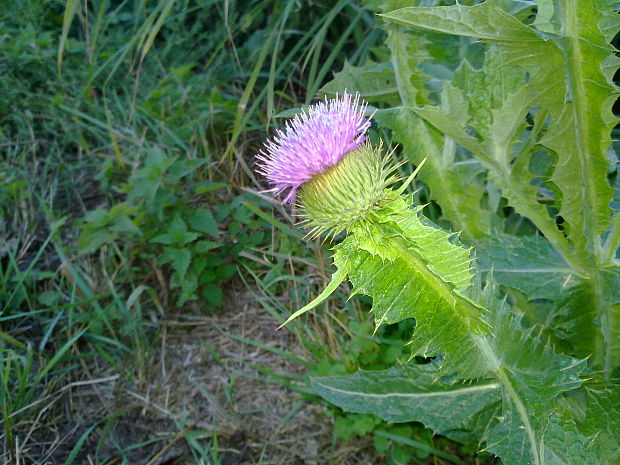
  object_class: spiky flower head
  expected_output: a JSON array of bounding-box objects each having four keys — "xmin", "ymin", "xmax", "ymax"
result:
[
  {"xmin": 298, "ymin": 141, "xmax": 399, "ymax": 239},
  {"xmin": 256, "ymin": 91, "xmax": 371, "ymax": 203}
]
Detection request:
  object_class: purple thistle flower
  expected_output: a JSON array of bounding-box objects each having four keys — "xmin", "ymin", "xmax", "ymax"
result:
[{"xmin": 256, "ymin": 91, "xmax": 371, "ymax": 203}]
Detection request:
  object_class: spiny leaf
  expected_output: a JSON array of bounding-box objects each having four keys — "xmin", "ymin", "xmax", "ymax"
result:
[
  {"xmin": 382, "ymin": 0, "xmax": 617, "ymax": 261},
  {"xmin": 310, "ymin": 191, "xmax": 587, "ymax": 464},
  {"xmin": 599, "ymin": 268, "xmax": 620, "ymax": 372},
  {"xmin": 488, "ymin": 411, "xmax": 598, "ymax": 465},
  {"xmin": 311, "ymin": 361, "xmax": 500, "ymax": 431},
  {"xmin": 278, "ymin": 264, "xmax": 349, "ymax": 328},
  {"xmin": 476, "ymin": 281, "xmax": 587, "ymax": 465},
  {"xmin": 330, "ymin": 222, "xmax": 586, "ymax": 464},
  {"xmin": 451, "ymin": 47, "xmax": 525, "ymax": 138},
  {"xmin": 551, "ymin": 283, "xmax": 600, "ymax": 359},
  {"xmin": 336, "ymin": 238, "xmax": 487, "ymax": 376},
  {"xmin": 380, "ymin": 1, "xmax": 620, "ymax": 374},
  {"xmin": 387, "ymin": 25, "xmax": 432, "ymax": 106},
  {"xmin": 334, "ymin": 197, "xmax": 487, "ymax": 376},
  {"xmin": 411, "ymin": 53, "xmax": 572, "ymax": 261},
  {"xmin": 539, "ymin": 415, "xmax": 601, "ymax": 465},
  {"xmin": 487, "ymin": 310, "xmax": 585, "ymax": 417},
  {"xmin": 475, "ymin": 233, "xmax": 608, "ymax": 359},
  {"xmin": 380, "ymin": 1, "xmax": 540, "ymax": 43},
  {"xmin": 536, "ymin": 0, "xmax": 617, "ymax": 258}
]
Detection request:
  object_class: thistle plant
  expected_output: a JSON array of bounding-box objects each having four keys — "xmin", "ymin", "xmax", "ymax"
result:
[{"xmin": 258, "ymin": 1, "xmax": 620, "ymax": 460}]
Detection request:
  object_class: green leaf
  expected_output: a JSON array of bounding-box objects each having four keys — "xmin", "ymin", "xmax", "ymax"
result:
[
  {"xmin": 410, "ymin": 57, "xmax": 572, "ymax": 262},
  {"xmin": 600, "ymin": 268, "xmax": 620, "ymax": 371},
  {"xmin": 492, "ymin": 327, "xmax": 585, "ymax": 420},
  {"xmin": 451, "ymin": 47, "xmax": 525, "ymax": 142},
  {"xmin": 535, "ymin": 0, "xmax": 617, "ymax": 259},
  {"xmin": 335, "ymin": 197, "xmax": 487, "ymax": 377},
  {"xmin": 446, "ymin": 401, "xmax": 500, "ymax": 447},
  {"xmin": 203, "ymin": 283, "xmax": 223, "ymax": 307},
  {"xmin": 79, "ymin": 224, "xmax": 115, "ymax": 253},
  {"xmin": 314, "ymin": 192, "xmax": 587, "ymax": 464},
  {"xmin": 553, "ymin": 267, "xmax": 620, "ymax": 372},
  {"xmin": 128, "ymin": 147, "xmax": 177, "ymax": 208},
  {"xmin": 78, "ymin": 203, "xmax": 142, "ymax": 253},
  {"xmin": 159, "ymin": 247, "xmax": 192, "ymax": 283},
  {"xmin": 476, "ymin": 233, "xmax": 573, "ymax": 301},
  {"xmin": 279, "ymin": 263, "xmax": 349, "ymax": 327},
  {"xmin": 383, "ymin": 0, "xmax": 617, "ymax": 261},
  {"xmin": 351, "ymin": 414, "xmax": 380, "ymax": 436},
  {"xmin": 386, "ymin": 25, "xmax": 432, "ymax": 106},
  {"xmin": 381, "ymin": 2, "xmax": 541, "ymax": 43},
  {"xmin": 579, "ymin": 383, "xmax": 620, "ymax": 463},
  {"xmin": 540, "ymin": 415, "xmax": 601, "ymax": 465},
  {"xmin": 110, "ymin": 215, "xmax": 142, "ymax": 236},
  {"xmin": 320, "ymin": 60, "xmax": 401, "ymax": 106},
  {"xmin": 312, "ymin": 361, "xmax": 500, "ymax": 431},
  {"xmin": 381, "ymin": 1, "xmax": 620, "ymax": 375},
  {"xmin": 479, "ymin": 280, "xmax": 587, "ymax": 465},
  {"xmin": 149, "ymin": 215, "xmax": 198, "ymax": 245},
  {"xmin": 188, "ymin": 208, "xmax": 219, "ymax": 238},
  {"xmin": 167, "ymin": 158, "xmax": 207, "ymax": 183},
  {"xmin": 475, "ymin": 234, "xmax": 611, "ymax": 359},
  {"xmin": 488, "ymin": 411, "xmax": 599, "ymax": 465},
  {"xmin": 194, "ymin": 240, "xmax": 221, "ymax": 253}
]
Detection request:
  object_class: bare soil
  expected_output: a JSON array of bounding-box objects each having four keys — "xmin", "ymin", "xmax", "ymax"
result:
[{"xmin": 12, "ymin": 291, "xmax": 377, "ymax": 465}]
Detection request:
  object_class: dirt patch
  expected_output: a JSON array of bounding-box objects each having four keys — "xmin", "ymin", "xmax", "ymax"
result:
[{"xmin": 12, "ymin": 295, "xmax": 376, "ymax": 464}]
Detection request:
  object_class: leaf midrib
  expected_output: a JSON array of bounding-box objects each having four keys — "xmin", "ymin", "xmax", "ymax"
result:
[
  {"xmin": 479, "ymin": 267, "xmax": 571, "ymax": 274},
  {"xmin": 314, "ymin": 380, "xmax": 500, "ymax": 398}
]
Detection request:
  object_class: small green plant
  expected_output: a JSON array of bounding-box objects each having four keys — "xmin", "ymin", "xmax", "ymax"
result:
[{"xmin": 79, "ymin": 146, "xmax": 271, "ymax": 308}]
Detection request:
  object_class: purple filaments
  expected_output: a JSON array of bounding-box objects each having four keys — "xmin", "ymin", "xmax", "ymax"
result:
[{"xmin": 256, "ymin": 91, "xmax": 371, "ymax": 203}]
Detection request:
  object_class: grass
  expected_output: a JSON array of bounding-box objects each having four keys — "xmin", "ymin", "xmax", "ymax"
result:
[{"xmin": 0, "ymin": 0, "xmax": 492, "ymax": 463}]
